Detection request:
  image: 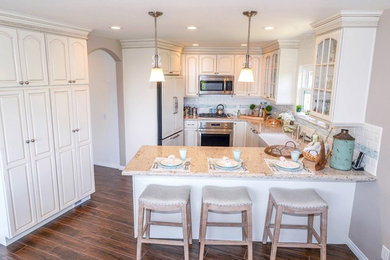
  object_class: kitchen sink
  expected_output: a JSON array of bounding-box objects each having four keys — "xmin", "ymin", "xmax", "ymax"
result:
[{"xmin": 258, "ymin": 133, "xmax": 298, "ymax": 147}]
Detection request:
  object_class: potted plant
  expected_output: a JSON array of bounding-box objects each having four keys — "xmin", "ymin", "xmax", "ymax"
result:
[
  {"xmin": 265, "ymin": 105, "xmax": 272, "ymax": 115},
  {"xmin": 296, "ymin": 105, "xmax": 302, "ymax": 113},
  {"xmin": 249, "ymin": 104, "xmax": 256, "ymax": 115}
]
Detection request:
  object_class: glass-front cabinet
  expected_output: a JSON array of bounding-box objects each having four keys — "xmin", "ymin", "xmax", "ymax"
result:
[
  {"xmin": 310, "ymin": 30, "xmax": 340, "ymax": 120},
  {"xmin": 262, "ymin": 51, "xmax": 279, "ymax": 100}
]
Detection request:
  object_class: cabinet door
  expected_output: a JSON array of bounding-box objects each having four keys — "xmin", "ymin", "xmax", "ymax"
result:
[
  {"xmin": 234, "ymin": 55, "xmax": 247, "ymax": 96},
  {"xmin": 24, "ymin": 89, "xmax": 59, "ymax": 222},
  {"xmin": 159, "ymin": 49, "xmax": 170, "ymax": 75},
  {"xmin": 50, "ymin": 88, "xmax": 79, "ymax": 209},
  {"xmin": 247, "ymin": 55, "xmax": 261, "ymax": 97},
  {"xmin": 185, "ymin": 55, "xmax": 199, "ymax": 96},
  {"xmin": 72, "ymin": 86, "xmax": 94, "ymax": 198},
  {"xmin": 169, "ymin": 52, "xmax": 181, "ymax": 75},
  {"xmin": 270, "ymin": 52, "xmax": 279, "ymax": 100},
  {"xmin": 17, "ymin": 30, "xmax": 48, "ymax": 86},
  {"xmin": 233, "ymin": 122, "xmax": 246, "ymax": 147},
  {"xmin": 184, "ymin": 129, "xmax": 197, "ymax": 146},
  {"xmin": 199, "ymin": 55, "xmax": 216, "ymax": 75},
  {"xmin": 262, "ymin": 54, "xmax": 272, "ymax": 98},
  {"xmin": 69, "ymin": 38, "xmax": 89, "ymax": 84},
  {"xmin": 0, "ymin": 26, "xmax": 22, "ymax": 87},
  {"xmin": 46, "ymin": 34, "xmax": 70, "ymax": 85},
  {"xmin": 173, "ymin": 77, "xmax": 185, "ymax": 133},
  {"xmin": 162, "ymin": 78, "xmax": 176, "ymax": 138},
  {"xmin": 217, "ymin": 55, "xmax": 234, "ymax": 75},
  {"xmin": 0, "ymin": 91, "xmax": 36, "ymax": 236}
]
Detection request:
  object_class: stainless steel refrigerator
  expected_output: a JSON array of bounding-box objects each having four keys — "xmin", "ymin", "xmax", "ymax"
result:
[{"xmin": 157, "ymin": 76, "xmax": 184, "ymax": 146}]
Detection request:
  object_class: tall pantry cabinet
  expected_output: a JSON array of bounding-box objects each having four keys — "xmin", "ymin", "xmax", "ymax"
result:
[{"xmin": 0, "ymin": 15, "xmax": 93, "ymax": 246}]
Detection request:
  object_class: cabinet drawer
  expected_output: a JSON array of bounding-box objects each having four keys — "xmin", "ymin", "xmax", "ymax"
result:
[{"xmin": 184, "ymin": 120, "xmax": 197, "ymax": 129}]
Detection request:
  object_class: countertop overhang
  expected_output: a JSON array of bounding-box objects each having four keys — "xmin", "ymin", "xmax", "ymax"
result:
[{"xmin": 122, "ymin": 145, "xmax": 376, "ymax": 182}]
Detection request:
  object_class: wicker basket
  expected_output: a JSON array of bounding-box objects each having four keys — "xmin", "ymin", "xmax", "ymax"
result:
[{"xmin": 302, "ymin": 149, "xmax": 331, "ymax": 162}]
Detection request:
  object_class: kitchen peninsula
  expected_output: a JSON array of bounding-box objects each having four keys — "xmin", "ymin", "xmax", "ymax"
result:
[{"xmin": 122, "ymin": 145, "xmax": 375, "ymax": 244}]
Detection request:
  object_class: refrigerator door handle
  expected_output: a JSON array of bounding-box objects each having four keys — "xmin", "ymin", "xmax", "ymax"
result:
[{"xmin": 173, "ymin": 96, "xmax": 178, "ymax": 114}]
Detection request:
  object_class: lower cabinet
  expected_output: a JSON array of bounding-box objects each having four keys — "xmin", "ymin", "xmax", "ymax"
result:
[
  {"xmin": 245, "ymin": 124, "xmax": 261, "ymax": 147},
  {"xmin": 233, "ymin": 122, "xmax": 246, "ymax": 147},
  {"xmin": 184, "ymin": 120, "xmax": 198, "ymax": 146}
]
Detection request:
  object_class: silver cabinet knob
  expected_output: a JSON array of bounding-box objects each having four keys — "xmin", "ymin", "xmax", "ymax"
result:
[
  {"xmin": 26, "ymin": 140, "xmax": 30, "ymax": 144},
  {"xmin": 19, "ymin": 81, "xmax": 24, "ymax": 85},
  {"xmin": 24, "ymin": 81, "xmax": 29, "ymax": 85},
  {"xmin": 72, "ymin": 129, "xmax": 76, "ymax": 133},
  {"xmin": 76, "ymin": 128, "xmax": 80, "ymax": 132},
  {"xmin": 169, "ymin": 72, "xmax": 173, "ymax": 74},
  {"xmin": 30, "ymin": 139, "xmax": 35, "ymax": 143},
  {"xmin": 68, "ymin": 80, "xmax": 72, "ymax": 84},
  {"xmin": 72, "ymin": 80, "xmax": 76, "ymax": 83}
]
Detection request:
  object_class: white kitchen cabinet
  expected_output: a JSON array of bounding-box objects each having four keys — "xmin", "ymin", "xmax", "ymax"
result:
[
  {"xmin": 184, "ymin": 120, "xmax": 198, "ymax": 146},
  {"xmin": 50, "ymin": 86, "xmax": 94, "ymax": 208},
  {"xmin": 47, "ymin": 35, "xmax": 88, "ymax": 85},
  {"xmin": 184, "ymin": 55, "xmax": 199, "ymax": 96},
  {"xmin": 234, "ymin": 55, "xmax": 261, "ymax": 97},
  {"xmin": 17, "ymin": 30, "xmax": 48, "ymax": 86},
  {"xmin": 245, "ymin": 124, "xmax": 260, "ymax": 147},
  {"xmin": 160, "ymin": 49, "xmax": 181, "ymax": 75},
  {"xmin": 199, "ymin": 55, "xmax": 234, "ymax": 75},
  {"xmin": 233, "ymin": 121, "xmax": 246, "ymax": 147},
  {"xmin": 24, "ymin": 89, "xmax": 59, "ymax": 222},
  {"xmin": 0, "ymin": 26, "xmax": 21, "ymax": 87},
  {"xmin": 261, "ymin": 41, "xmax": 299, "ymax": 104}
]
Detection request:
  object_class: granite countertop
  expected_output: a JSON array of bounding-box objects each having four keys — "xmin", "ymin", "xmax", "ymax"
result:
[{"xmin": 122, "ymin": 145, "xmax": 376, "ymax": 182}]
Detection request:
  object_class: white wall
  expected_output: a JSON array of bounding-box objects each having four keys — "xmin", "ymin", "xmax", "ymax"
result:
[{"xmin": 88, "ymin": 50, "xmax": 120, "ymax": 168}]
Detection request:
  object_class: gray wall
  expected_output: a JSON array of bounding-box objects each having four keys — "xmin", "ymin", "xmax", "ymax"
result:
[
  {"xmin": 87, "ymin": 34, "xmax": 126, "ymax": 166},
  {"xmin": 349, "ymin": 9, "xmax": 390, "ymax": 259}
]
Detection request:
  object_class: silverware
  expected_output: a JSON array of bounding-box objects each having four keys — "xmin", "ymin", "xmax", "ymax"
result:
[
  {"xmin": 152, "ymin": 162, "xmax": 158, "ymax": 169},
  {"xmin": 241, "ymin": 162, "xmax": 248, "ymax": 171},
  {"xmin": 184, "ymin": 161, "xmax": 190, "ymax": 170}
]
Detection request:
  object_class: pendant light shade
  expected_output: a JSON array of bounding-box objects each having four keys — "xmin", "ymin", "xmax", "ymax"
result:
[
  {"xmin": 238, "ymin": 11, "xmax": 257, "ymax": 83},
  {"xmin": 149, "ymin": 11, "xmax": 165, "ymax": 82}
]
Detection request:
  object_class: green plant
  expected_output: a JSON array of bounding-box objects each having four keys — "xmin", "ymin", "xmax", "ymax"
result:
[
  {"xmin": 265, "ymin": 105, "xmax": 272, "ymax": 112},
  {"xmin": 296, "ymin": 105, "xmax": 302, "ymax": 112},
  {"xmin": 249, "ymin": 104, "xmax": 256, "ymax": 110},
  {"xmin": 305, "ymin": 110, "xmax": 310, "ymax": 115}
]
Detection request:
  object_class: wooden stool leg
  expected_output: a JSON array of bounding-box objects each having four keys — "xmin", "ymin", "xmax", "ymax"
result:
[
  {"xmin": 145, "ymin": 209, "xmax": 151, "ymax": 239},
  {"xmin": 270, "ymin": 206, "xmax": 283, "ymax": 260},
  {"xmin": 186, "ymin": 200, "xmax": 192, "ymax": 245},
  {"xmin": 263, "ymin": 194, "xmax": 273, "ymax": 244},
  {"xmin": 199, "ymin": 203, "xmax": 208, "ymax": 260},
  {"xmin": 181, "ymin": 206, "xmax": 189, "ymax": 260},
  {"xmin": 246, "ymin": 207, "xmax": 253, "ymax": 260},
  {"xmin": 320, "ymin": 208, "xmax": 328, "ymax": 260},
  {"xmin": 136, "ymin": 203, "xmax": 145, "ymax": 260},
  {"xmin": 307, "ymin": 214, "xmax": 314, "ymax": 243},
  {"xmin": 242, "ymin": 210, "xmax": 247, "ymax": 241}
]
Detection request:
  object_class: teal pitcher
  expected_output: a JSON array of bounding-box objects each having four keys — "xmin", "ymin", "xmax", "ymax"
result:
[{"xmin": 330, "ymin": 129, "xmax": 355, "ymax": 171}]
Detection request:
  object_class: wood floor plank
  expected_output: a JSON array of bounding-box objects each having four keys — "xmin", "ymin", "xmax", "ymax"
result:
[{"xmin": 0, "ymin": 165, "xmax": 358, "ymax": 260}]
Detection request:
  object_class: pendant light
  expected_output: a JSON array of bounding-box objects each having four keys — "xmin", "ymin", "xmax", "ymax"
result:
[
  {"xmin": 149, "ymin": 11, "xmax": 165, "ymax": 82},
  {"xmin": 238, "ymin": 11, "xmax": 257, "ymax": 83}
]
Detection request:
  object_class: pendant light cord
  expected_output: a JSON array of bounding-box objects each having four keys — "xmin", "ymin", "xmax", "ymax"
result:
[
  {"xmin": 154, "ymin": 15, "xmax": 158, "ymax": 68},
  {"xmin": 245, "ymin": 15, "xmax": 252, "ymax": 68}
]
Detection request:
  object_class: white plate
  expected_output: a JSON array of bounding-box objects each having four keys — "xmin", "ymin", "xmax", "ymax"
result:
[
  {"xmin": 160, "ymin": 158, "xmax": 183, "ymax": 167},
  {"xmin": 215, "ymin": 158, "xmax": 241, "ymax": 168},
  {"xmin": 274, "ymin": 160, "xmax": 301, "ymax": 170}
]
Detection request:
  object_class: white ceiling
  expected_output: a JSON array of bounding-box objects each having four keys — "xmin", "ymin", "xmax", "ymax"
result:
[{"xmin": 1, "ymin": 0, "xmax": 390, "ymax": 46}]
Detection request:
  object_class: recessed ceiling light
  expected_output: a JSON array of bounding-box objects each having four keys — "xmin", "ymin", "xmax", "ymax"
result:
[
  {"xmin": 192, "ymin": 43, "xmax": 199, "ymax": 47},
  {"xmin": 187, "ymin": 26, "xmax": 197, "ymax": 30},
  {"xmin": 110, "ymin": 26, "xmax": 121, "ymax": 30},
  {"xmin": 241, "ymin": 43, "xmax": 247, "ymax": 47},
  {"xmin": 263, "ymin": 26, "xmax": 275, "ymax": 30}
]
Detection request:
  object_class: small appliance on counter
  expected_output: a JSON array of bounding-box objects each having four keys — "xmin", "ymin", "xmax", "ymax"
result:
[{"xmin": 330, "ymin": 129, "xmax": 355, "ymax": 171}]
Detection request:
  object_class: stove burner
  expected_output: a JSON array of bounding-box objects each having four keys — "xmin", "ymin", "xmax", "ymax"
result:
[{"xmin": 198, "ymin": 113, "xmax": 228, "ymax": 118}]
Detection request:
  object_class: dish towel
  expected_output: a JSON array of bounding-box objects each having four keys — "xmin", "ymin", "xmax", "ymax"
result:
[
  {"xmin": 150, "ymin": 157, "xmax": 191, "ymax": 173},
  {"xmin": 264, "ymin": 158, "xmax": 313, "ymax": 175},
  {"xmin": 207, "ymin": 158, "xmax": 249, "ymax": 174}
]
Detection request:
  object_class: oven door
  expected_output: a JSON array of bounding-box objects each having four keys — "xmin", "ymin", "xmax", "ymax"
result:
[
  {"xmin": 199, "ymin": 79, "xmax": 225, "ymax": 95},
  {"xmin": 198, "ymin": 129, "xmax": 233, "ymax": 147}
]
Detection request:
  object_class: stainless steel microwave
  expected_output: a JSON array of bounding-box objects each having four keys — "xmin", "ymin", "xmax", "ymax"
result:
[{"xmin": 199, "ymin": 75, "xmax": 234, "ymax": 95}]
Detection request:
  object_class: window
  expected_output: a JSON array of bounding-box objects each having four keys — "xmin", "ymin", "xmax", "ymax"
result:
[{"xmin": 297, "ymin": 65, "xmax": 313, "ymax": 112}]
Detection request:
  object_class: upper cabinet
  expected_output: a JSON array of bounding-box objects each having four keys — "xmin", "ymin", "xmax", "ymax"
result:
[
  {"xmin": 47, "ymin": 34, "xmax": 88, "ymax": 85},
  {"xmin": 159, "ymin": 49, "xmax": 181, "ymax": 75},
  {"xmin": 184, "ymin": 55, "xmax": 199, "ymax": 96},
  {"xmin": 234, "ymin": 55, "xmax": 261, "ymax": 97},
  {"xmin": 199, "ymin": 55, "xmax": 234, "ymax": 75},
  {"xmin": 260, "ymin": 40, "xmax": 299, "ymax": 105},
  {"xmin": 0, "ymin": 26, "xmax": 48, "ymax": 87},
  {"xmin": 309, "ymin": 11, "xmax": 381, "ymax": 124}
]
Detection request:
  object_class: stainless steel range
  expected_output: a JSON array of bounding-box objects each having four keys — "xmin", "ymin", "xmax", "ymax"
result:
[
  {"xmin": 197, "ymin": 121, "xmax": 233, "ymax": 146},
  {"xmin": 198, "ymin": 113, "xmax": 229, "ymax": 118}
]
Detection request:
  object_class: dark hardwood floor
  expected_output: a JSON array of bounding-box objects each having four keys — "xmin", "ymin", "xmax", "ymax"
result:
[{"xmin": 0, "ymin": 166, "xmax": 358, "ymax": 260}]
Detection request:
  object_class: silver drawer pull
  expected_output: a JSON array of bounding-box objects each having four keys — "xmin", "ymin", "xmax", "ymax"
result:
[
  {"xmin": 19, "ymin": 81, "xmax": 24, "ymax": 85},
  {"xmin": 24, "ymin": 81, "xmax": 29, "ymax": 85},
  {"xmin": 26, "ymin": 140, "xmax": 30, "ymax": 144}
]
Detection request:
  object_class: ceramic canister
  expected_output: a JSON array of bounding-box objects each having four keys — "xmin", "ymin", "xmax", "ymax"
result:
[{"xmin": 330, "ymin": 129, "xmax": 355, "ymax": 171}]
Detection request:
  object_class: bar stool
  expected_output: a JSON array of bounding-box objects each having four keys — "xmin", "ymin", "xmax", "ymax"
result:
[
  {"xmin": 199, "ymin": 186, "xmax": 253, "ymax": 260},
  {"xmin": 136, "ymin": 184, "xmax": 192, "ymax": 260},
  {"xmin": 262, "ymin": 188, "xmax": 328, "ymax": 260}
]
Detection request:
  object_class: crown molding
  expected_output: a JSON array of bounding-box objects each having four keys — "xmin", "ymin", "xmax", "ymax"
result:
[
  {"xmin": 121, "ymin": 39, "xmax": 184, "ymax": 52},
  {"xmin": 311, "ymin": 10, "xmax": 383, "ymax": 35},
  {"xmin": 182, "ymin": 46, "xmax": 262, "ymax": 55},
  {"xmin": 262, "ymin": 40, "xmax": 300, "ymax": 53},
  {"xmin": 0, "ymin": 9, "xmax": 91, "ymax": 39}
]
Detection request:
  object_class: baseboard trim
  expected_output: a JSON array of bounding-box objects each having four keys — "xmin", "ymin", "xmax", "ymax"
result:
[
  {"xmin": 94, "ymin": 161, "xmax": 123, "ymax": 170},
  {"xmin": 347, "ymin": 237, "xmax": 369, "ymax": 260}
]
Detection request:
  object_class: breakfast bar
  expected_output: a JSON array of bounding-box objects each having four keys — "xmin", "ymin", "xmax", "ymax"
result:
[{"xmin": 122, "ymin": 145, "xmax": 375, "ymax": 244}]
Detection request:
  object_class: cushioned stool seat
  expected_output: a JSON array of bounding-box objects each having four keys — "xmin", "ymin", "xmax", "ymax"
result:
[
  {"xmin": 139, "ymin": 184, "xmax": 190, "ymax": 206},
  {"xmin": 202, "ymin": 186, "xmax": 252, "ymax": 206},
  {"xmin": 269, "ymin": 188, "xmax": 328, "ymax": 208}
]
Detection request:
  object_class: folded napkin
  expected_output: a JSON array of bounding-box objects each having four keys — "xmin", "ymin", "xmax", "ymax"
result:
[
  {"xmin": 207, "ymin": 157, "xmax": 248, "ymax": 174},
  {"xmin": 304, "ymin": 142, "xmax": 329, "ymax": 156}
]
